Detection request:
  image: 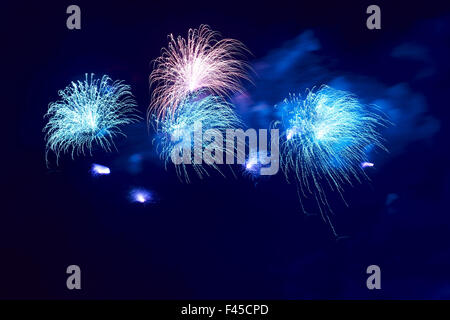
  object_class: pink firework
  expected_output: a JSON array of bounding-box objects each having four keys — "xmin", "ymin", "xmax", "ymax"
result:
[{"xmin": 149, "ymin": 24, "xmax": 251, "ymax": 120}]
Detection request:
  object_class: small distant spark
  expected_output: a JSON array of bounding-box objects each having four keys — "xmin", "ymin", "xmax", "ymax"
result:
[
  {"xmin": 91, "ymin": 163, "xmax": 111, "ymax": 175},
  {"xmin": 361, "ymin": 162, "xmax": 374, "ymax": 168},
  {"xmin": 129, "ymin": 188, "xmax": 154, "ymax": 204}
]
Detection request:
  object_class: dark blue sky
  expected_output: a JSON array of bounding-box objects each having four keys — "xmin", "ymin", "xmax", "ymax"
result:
[{"xmin": 3, "ymin": 0, "xmax": 450, "ymax": 299}]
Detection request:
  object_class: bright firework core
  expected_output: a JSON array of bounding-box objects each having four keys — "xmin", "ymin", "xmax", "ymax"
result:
[
  {"xmin": 244, "ymin": 152, "xmax": 259, "ymax": 171},
  {"xmin": 242, "ymin": 151, "xmax": 264, "ymax": 180}
]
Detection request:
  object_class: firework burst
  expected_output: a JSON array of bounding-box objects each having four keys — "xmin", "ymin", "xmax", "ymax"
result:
[
  {"xmin": 149, "ymin": 25, "xmax": 251, "ymax": 121},
  {"xmin": 44, "ymin": 74, "xmax": 140, "ymax": 165},
  {"xmin": 153, "ymin": 93, "xmax": 242, "ymax": 182},
  {"xmin": 275, "ymin": 85, "xmax": 388, "ymax": 233}
]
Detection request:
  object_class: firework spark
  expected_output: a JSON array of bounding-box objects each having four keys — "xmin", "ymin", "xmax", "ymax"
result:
[
  {"xmin": 241, "ymin": 150, "xmax": 264, "ymax": 180},
  {"xmin": 44, "ymin": 74, "xmax": 140, "ymax": 165},
  {"xmin": 153, "ymin": 93, "xmax": 241, "ymax": 182},
  {"xmin": 361, "ymin": 161, "xmax": 375, "ymax": 168},
  {"xmin": 149, "ymin": 25, "xmax": 251, "ymax": 121},
  {"xmin": 129, "ymin": 188, "xmax": 154, "ymax": 204},
  {"xmin": 91, "ymin": 163, "xmax": 111, "ymax": 176},
  {"xmin": 276, "ymin": 85, "xmax": 388, "ymax": 233}
]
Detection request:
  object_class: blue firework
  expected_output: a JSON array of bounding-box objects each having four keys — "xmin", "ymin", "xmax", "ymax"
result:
[
  {"xmin": 276, "ymin": 85, "xmax": 388, "ymax": 230},
  {"xmin": 44, "ymin": 74, "xmax": 140, "ymax": 165},
  {"xmin": 153, "ymin": 93, "xmax": 241, "ymax": 182}
]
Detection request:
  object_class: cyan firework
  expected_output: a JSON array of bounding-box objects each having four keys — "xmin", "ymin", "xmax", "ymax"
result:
[
  {"xmin": 275, "ymin": 85, "xmax": 388, "ymax": 234},
  {"xmin": 44, "ymin": 74, "xmax": 140, "ymax": 165},
  {"xmin": 153, "ymin": 93, "xmax": 242, "ymax": 182}
]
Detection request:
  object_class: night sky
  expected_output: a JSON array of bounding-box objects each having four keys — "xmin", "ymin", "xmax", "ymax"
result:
[{"xmin": 3, "ymin": 0, "xmax": 450, "ymax": 299}]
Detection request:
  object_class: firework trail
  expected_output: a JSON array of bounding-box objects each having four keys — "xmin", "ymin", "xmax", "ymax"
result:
[
  {"xmin": 44, "ymin": 74, "xmax": 140, "ymax": 165},
  {"xmin": 153, "ymin": 93, "xmax": 242, "ymax": 182},
  {"xmin": 149, "ymin": 25, "xmax": 251, "ymax": 121},
  {"xmin": 275, "ymin": 85, "xmax": 388, "ymax": 234}
]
